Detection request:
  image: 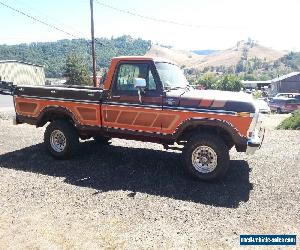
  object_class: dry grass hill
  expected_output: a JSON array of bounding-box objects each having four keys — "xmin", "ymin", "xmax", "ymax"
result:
[
  {"xmin": 145, "ymin": 45, "xmax": 205, "ymax": 68},
  {"xmin": 146, "ymin": 41, "xmax": 287, "ymax": 70}
]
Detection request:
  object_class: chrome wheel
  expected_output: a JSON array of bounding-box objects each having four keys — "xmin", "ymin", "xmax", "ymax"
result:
[
  {"xmin": 50, "ymin": 130, "xmax": 66, "ymax": 153},
  {"xmin": 191, "ymin": 146, "xmax": 218, "ymax": 173}
]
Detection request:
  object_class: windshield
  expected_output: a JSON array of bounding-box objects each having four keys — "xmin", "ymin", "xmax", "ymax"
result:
[{"xmin": 155, "ymin": 62, "xmax": 189, "ymax": 89}]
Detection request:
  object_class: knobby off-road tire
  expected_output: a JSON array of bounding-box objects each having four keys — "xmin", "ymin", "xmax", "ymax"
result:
[
  {"xmin": 182, "ymin": 134, "xmax": 230, "ymax": 181},
  {"xmin": 44, "ymin": 120, "xmax": 79, "ymax": 159}
]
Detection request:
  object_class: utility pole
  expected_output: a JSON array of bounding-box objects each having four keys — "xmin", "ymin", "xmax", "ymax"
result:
[{"xmin": 90, "ymin": 0, "xmax": 97, "ymax": 87}]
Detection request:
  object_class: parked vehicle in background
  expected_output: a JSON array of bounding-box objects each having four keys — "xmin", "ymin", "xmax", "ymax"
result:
[
  {"xmin": 257, "ymin": 97, "xmax": 269, "ymax": 102},
  {"xmin": 269, "ymin": 97, "xmax": 300, "ymax": 113},
  {"xmin": 255, "ymin": 99, "xmax": 270, "ymax": 114},
  {"xmin": 0, "ymin": 81, "xmax": 14, "ymax": 95},
  {"xmin": 274, "ymin": 93, "xmax": 300, "ymax": 100}
]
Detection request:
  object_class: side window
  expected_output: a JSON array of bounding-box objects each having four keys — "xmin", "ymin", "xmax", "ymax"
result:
[
  {"xmin": 116, "ymin": 64, "xmax": 140, "ymax": 91},
  {"xmin": 148, "ymin": 70, "xmax": 156, "ymax": 90},
  {"xmin": 288, "ymin": 99, "xmax": 297, "ymax": 104},
  {"xmin": 115, "ymin": 63, "xmax": 157, "ymax": 92}
]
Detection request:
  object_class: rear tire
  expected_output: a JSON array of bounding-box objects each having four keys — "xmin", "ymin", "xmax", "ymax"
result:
[
  {"xmin": 44, "ymin": 120, "xmax": 79, "ymax": 159},
  {"xmin": 277, "ymin": 108, "xmax": 282, "ymax": 114},
  {"xmin": 182, "ymin": 134, "xmax": 230, "ymax": 181}
]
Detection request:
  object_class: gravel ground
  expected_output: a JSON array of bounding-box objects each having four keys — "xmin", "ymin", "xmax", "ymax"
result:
[
  {"xmin": 0, "ymin": 113, "xmax": 299, "ymax": 249},
  {"xmin": 0, "ymin": 107, "xmax": 14, "ymax": 121}
]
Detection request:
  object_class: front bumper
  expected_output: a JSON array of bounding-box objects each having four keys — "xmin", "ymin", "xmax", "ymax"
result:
[{"xmin": 246, "ymin": 124, "xmax": 265, "ymax": 155}]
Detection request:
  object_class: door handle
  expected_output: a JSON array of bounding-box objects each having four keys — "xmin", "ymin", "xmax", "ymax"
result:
[{"xmin": 112, "ymin": 95, "xmax": 121, "ymax": 99}]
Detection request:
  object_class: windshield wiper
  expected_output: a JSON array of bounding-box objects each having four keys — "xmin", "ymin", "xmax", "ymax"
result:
[
  {"xmin": 185, "ymin": 84, "xmax": 194, "ymax": 90},
  {"xmin": 164, "ymin": 86, "xmax": 186, "ymax": 91}
]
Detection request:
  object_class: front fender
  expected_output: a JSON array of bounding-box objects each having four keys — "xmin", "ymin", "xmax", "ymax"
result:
[{"xmin": 173, "ymin": 117, "xmax": 248, "ymax": 150}]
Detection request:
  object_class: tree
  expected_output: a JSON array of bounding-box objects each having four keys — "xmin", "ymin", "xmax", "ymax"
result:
[
  {"xmin": 195, "ymin": 73, "xmax": 218, "ymax": 89},
  {"xmin": 236, "ymin": 59, "xmax": 245, "ymax": 73},
  {"xmin": 194, "ymin": 73, "xmax": 242, "ymax": 92},
  {"xmin": 65, "ymin": 53, "xmax": 91, "ymax": 86},
  {"xmin": 218, "ymin": 74, "xmax": 242, "ymax": 92},
  {"xmin": 0, "ymin": 36, "xmax": 151, "ymax": 78}
]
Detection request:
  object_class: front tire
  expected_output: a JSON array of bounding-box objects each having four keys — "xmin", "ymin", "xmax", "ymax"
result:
[
  {"xmin": 182, "ymin": 134, "xmax": 230, "ymax": 181},
  {"xmin": 44, "ymin": 120, "xmax": 79, "ymax": 159}
]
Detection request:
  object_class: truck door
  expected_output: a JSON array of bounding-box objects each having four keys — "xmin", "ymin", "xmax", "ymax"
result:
[{"xmin": 102, "ymin": 61, "xmax": 164, "ymax": 134}]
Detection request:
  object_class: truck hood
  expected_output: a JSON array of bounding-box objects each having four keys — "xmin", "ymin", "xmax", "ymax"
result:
[{"xmin": 165, "ymin": 89, "xmax": 256, "ymax": 113}]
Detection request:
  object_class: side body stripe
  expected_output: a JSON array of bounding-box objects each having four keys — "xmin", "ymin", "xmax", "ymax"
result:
[{"xmin": 15, "ymin": 96, "xmax": 252, "ymax": 137}]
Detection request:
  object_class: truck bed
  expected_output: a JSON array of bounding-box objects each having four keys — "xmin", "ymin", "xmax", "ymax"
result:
[
  {"xmin": 6, "ymin": 84, "xmax": 104, "ymax": 128},
  {"xmin": 14, "ymin": 85, "xmax": 103, "ymax": 103}
]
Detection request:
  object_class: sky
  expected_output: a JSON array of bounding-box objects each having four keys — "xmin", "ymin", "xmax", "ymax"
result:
[{"xmin": 0, "ymin": 0, "xmax": 300, "ymax": 51}]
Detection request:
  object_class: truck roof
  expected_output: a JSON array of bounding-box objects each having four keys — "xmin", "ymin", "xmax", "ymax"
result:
[
  {"xmin": 103, "ymin": 56, "xmax": 177, "ymax": 90},
  {"xmin": 112, "ymin": 56, "xmax": 175, "ymax": 65}
]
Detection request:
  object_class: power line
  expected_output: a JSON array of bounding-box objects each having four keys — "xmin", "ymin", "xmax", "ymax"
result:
[
  {"xmin": 0, "ymin": 1, "xmax": 80, "ymax": 39},
  {"xmin": 12, "ymin": 0, "xmax": 88, "ymax": 38},
  {"xmin": 0, "ymin": 1, "xmax": 104, "ymax": 47},
  {"xmin": 94, "ymin": 0, "xmax": 228, "ymax": 29}
]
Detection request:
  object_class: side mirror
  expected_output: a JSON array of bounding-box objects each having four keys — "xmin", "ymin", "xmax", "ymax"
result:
[
  {"xmin": 134, "ymin": 78, "xmax": 146, "ymax": 103},
  {"xmin": 134, "ymin": 78, "xmax": 146, "ymax": 90}
]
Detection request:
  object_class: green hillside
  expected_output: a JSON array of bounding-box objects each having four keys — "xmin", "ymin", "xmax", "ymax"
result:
[
  {"xmin": 0, "ymin": 35, "xmax": 151, "ymax": 77},
  {"xmin": 1, "ymin": 35, "xmax": 299, "ymax": 82},
  {"xmin": 237, "ymin": 51, "xmax": 300, "ymax": 81}
]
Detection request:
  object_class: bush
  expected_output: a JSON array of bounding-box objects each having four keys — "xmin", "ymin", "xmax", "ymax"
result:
[
  {"xmin": 193, "ymin": 73, "xmax": 242, "ymax": 92},
  {"xmin": 217, "ymin": 74, "xmax": 242, "ymax": 91},
  {"xmin": 194, "ymin": 73, "xmax": 218, "ymax": 89},
  {"xmin": 276, "ymin": 110, "xmax": 300, "ymax": 130}
]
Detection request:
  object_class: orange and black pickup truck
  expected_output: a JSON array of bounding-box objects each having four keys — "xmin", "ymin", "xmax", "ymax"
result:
[{"xmin": 0, "ymin": 56, "xmax": 265, "ymax": 180}]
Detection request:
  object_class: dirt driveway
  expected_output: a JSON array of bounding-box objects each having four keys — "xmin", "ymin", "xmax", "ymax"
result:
[{"xmin": 0, "ymin": 114, "xmax": 299, "ymax": 249}]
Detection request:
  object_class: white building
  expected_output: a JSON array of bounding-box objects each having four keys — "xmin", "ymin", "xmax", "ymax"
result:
[
  {"xmin": 269, "ymin": 72, "xmax": 300, "ymax": 94},
  {"xmin": 0, "ymin": 60, "xmax": 45, "ymax": 85},
  {"xmin": 242, "ymin": 80, "xmax": 271, "ymax": 89},
  {"xmin": 242, "ymin": 72, "xmax": 300, "ymax": 94}
]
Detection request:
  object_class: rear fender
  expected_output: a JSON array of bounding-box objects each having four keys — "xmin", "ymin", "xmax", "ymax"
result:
[{"xmin": 36, "ymin": 106, "xmax": 80, "ymax": 127}]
